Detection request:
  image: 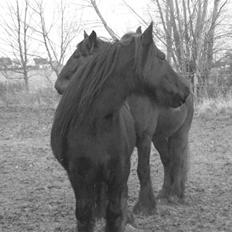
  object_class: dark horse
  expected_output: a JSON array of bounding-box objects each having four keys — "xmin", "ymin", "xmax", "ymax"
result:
[
  {"xmin": 55, "ymin": 27, "xmax": 194, "ymax": 215},
  {"xmin": 51, "ymin": 23, "xmax": 190, "ymax": 231}
]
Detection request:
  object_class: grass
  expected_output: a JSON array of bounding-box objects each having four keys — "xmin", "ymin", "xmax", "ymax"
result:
[
  {"xmin": 0, "ymin": 82, "xmax": 59, "ymax": 109},
  {"xmin": 1, "ymin": 81, "xmax": 232, "ymax": 118}
]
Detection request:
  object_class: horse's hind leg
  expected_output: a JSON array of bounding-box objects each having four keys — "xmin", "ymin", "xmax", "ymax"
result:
[
  {"xmin": 152, "ymin": 135, "xmax": 169, "ymax": 199},
  {"xmin": 133, "ymin": 134, "xmax": 156, "ymax": 215},
  {"xmin": 153, "ymin": 132, "xmax": 189, "ymax": 202},
  {"xmin": 167, "ymin": 132, "xmax": 189, "ymax": 200}
]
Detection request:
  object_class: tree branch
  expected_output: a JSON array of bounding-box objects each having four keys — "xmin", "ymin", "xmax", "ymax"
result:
[{"xmin": 89, "ymin": 0, "xmax": 118, "ymax": 40}]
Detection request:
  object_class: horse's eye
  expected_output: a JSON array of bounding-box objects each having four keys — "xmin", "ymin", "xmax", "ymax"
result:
[
  {"xmin": 75, "ymin": 50, "xmax": 84, "ymax": 58},
  {"xmin": 158, "ymin": 52, "xmax": 165, "ymax": 60},
  {"xmin": 161, "ymin": 53, "xmax": 165, "ymax": 60}
]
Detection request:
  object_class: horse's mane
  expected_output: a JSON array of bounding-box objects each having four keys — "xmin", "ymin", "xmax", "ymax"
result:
[
  {"xmin": 98, "ymin": 36, "xmax": 114, "ymax": 42},
  {"xmin": 120, "ymin": 32, "xmax": 139, "ymax": 42},
  {"xmin": 53, "ymin": 39, "xmax": 133, "ymax": 137}
]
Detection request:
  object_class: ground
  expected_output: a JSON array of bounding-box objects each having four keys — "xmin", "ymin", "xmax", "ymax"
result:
[{"xmin": 0, "ymin": 106, "xmax": 232, "ymax": 232}]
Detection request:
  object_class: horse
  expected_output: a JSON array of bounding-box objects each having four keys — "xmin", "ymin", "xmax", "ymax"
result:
[
  {"xmin": 55, "ymin": 27, "xmax": 194, "ymax": 216},
  {"xmin": 55, "ymin": 30, "xmax": 111, "ymax": 94},
  {"xmin": 51, "ymin": 23, "xmax": 190, "ymax": 232}
]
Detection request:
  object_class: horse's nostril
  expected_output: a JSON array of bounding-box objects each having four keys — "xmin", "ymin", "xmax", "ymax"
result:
[
  {"xmin": 57, "ymin": 89, "xmax": 62, "ymax": 95},
  {"xmin": 55, "ymin": 84, "xmax": 63, "ymax": 95}
]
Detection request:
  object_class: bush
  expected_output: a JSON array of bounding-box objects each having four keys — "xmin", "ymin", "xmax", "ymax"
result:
[{"xmin": 196, "ymin": 93, "xmax": 232, "ymax": 118}]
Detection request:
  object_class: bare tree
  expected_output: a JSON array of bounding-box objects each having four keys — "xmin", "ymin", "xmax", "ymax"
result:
[
  {"xmin": 0, "ymin": 0, "xmax": 34, "ymax": 91},
  {"xmin": 80, "ymin": 0, "xmax": 119, "ymax": 40},
  {"xmin": 151, "ymin": 0, "xmax": 228, "ymax": 96},
  {"xmin": 30, "ymin": 0, "xmax": 81, "ymax": 77},
  {"xmin": 122, "ymin": 0, "xmax": 229, "ymax": 96},
  {"xmin": 202, "ymin": 0, "xmax": 227, "ymax": 82},
  {"xmin": 89, "ymin": 0, "xmax": 118, "ymax": 40}
]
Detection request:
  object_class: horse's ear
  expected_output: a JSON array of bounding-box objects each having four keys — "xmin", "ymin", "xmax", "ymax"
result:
[
  {"xmin": 136, "ymin": 26, "xmax": 142, "ymax": 34},
  {"xmin": 84, "ymin": 30, "xmax": 88, "ymax": 39},
  {"xmin": 89, "ymin": 30, "xmax": 97, "ymax": 48},
  {"xmin": 141, "ymin": 22, "xmax": 153, "ymax": 46},
  {"xmin": 89, "ymin": 31, "xmax": 97, "ymax": 42}
]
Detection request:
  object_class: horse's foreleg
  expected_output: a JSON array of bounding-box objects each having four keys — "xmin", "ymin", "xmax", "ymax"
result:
[
  {"xmin": 105, "ymin": 183, "xmax": 128, "ymax": 232},
  {"xmin": 133, "ymin": 134, "xmax": 156, "ymax": 215},
  {"xmin": 68, "ymin": 171, "xmax": 95, "ymax": 232},
  {"xmin": 105, "ymin": 156, "xmax": 132, "ymax": 232},
  {"xmin": 75, "ymin": 198, "xmax": 95, "ymax": 232}
]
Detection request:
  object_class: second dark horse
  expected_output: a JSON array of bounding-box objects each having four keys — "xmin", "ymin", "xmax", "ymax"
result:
[{"xmin": 55, "ymin": 26, "xmax": 194, "ymax": 215}]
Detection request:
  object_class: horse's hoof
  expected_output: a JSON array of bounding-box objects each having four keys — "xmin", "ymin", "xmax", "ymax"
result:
[
  {"xmin": 133, "ymin": 201, "xmax": 156, "ymax": 216},
  {"xmin": 157, "ymin": 197, "xmax": 169, "ymax": 205},
  {"xmin": 157, "ymin": 189, "xmax": 168, "ymax": 199},
  {"xmin": 157, "ymin": 191, "xmax": 185, "ymax": 205}
]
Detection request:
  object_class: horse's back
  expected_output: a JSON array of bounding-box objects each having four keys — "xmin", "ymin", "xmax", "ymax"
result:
[{"xmin": 126, "ymin": 93, "xmax": 193, "ymax": 138}]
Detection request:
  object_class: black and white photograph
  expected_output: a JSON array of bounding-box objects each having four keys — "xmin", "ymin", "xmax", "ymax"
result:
[{"xmin": 0, "ymin": 0, "xmax": 231, "ymax": 231}]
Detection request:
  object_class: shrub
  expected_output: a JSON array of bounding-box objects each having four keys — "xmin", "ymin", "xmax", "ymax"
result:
[{"xmin": 196, "ymin": 93, "xmax": 232, "ymax": 118}]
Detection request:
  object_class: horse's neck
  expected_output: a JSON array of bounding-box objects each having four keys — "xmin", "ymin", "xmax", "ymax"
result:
[{"xmin": 91, "ymin": 73, "xmax": 134, "ymax": 119}]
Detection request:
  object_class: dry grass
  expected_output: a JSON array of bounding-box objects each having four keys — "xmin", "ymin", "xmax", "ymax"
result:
[
  {"xmin": 196, "ymin": 94, "xmax": 232, "ymax": 118},
  {"xmin": 2, "ymin": 81, "xmax": 232, "ymax": 118},
  {"xmin": 0, "ymin": 82, "xmax": 59, "ymax": 109},
  {"xmin": 1, "ymin": 99, "xmax": 232, "ymax": 231}
]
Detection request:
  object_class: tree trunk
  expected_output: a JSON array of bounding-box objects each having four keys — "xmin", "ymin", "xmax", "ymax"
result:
[
  {"xmin": 204, "ymin": 0, "xmax": 220, "ymax": 83},
  {"xmin": 24, "ymin": 72, "xmax": 29, "ymax": 91},
  {"xmin": 165, "ymin": 2, "xmax": 172, "ymax": 63}
]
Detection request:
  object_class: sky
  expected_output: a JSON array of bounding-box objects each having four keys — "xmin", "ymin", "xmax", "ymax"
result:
[
  {"xmin": 79, "ymin": 0, "xmax": 151, "ymax": 35},
  {"xmin": 0, "ymin": 0, "xmax": 231, "ymax": 61},
  {"xmin": 0, "ymin": 0, "xmax": 151, "ymax": 59}
]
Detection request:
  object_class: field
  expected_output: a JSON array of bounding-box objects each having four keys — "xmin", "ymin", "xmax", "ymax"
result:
[{"xmin": 0, "ymin": 105, "xmax": 232, "ymax": 232}]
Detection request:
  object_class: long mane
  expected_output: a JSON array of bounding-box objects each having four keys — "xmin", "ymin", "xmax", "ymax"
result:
[{"xmin": 53, "ymin": 39, "xmax": 132, "ymax": 138}]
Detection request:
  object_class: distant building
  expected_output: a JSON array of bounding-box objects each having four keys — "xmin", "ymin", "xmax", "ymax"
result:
[
  {"xmin": 33, "ymin": 57, "xmax": 50, "ymax": 69},
  {"xmin": 0, "ymin": 57, "xmax": 12, "ymax": 70},
  {"xmin": 11, "ymin": 59, "xmax": 22, "ymax": 69}
]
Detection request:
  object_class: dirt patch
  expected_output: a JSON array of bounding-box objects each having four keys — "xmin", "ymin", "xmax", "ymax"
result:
[{"xmin": 0, "ymin": 107, "xmax": 231, "ymax": 231}]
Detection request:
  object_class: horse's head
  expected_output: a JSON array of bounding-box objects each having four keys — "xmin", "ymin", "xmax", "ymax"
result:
[
  {"xmin": 130, "ymin": 23, "xmax": 190, "ymax": 108},
  {"xmin": 55, "ymin": 31, "xmax": 110, "ymax": 94}
]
